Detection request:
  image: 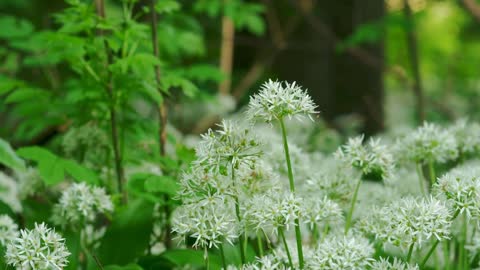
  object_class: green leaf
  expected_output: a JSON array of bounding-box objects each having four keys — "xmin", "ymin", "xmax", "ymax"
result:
[
  {"xmin": 0, "ymin": 75, "xmax": 24, "ymax": 95},
  {"xmin": 127, "ymin": 175, "xmax": 165, "ymax": 204},
  {"xmin": 98, "ymin": 199, "xmax": 154, "ymax": 265},
  {"xmin": 155, "ymin": 0, "xmax": 181, "ymax": 14},
  {"xmin": 17, "ymin": 146, "xmax": 64, "ymax": 185},
  {"xmin": 62, "ymin": 159, "xmax": 99, "ymax": 185},
  {"xmin": 0, "ymin": 138, "xmax": 25, "ymax": 171},
  {"xmin": 0, "ymin": 16, "xmax": 34, "ymax": 40},
  {"xmin": 104, "ymin": 264, "xmax": 143, "ymax": 270},
  {"xmin": 4, "ymin": 87, "xmax": 51, "ymax": 104},
  {"xmin": 144, "ymin": 175, "xmax": 178, "ymax": 196},
  {"xmin": 161, "ymin": 249, "xmax": 222, "ymax": 269}
]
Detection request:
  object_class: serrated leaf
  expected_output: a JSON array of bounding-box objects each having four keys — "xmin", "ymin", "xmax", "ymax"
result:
[{"xmin": 0, "ymin": 138, "xmax": 25, "ymax": 171}]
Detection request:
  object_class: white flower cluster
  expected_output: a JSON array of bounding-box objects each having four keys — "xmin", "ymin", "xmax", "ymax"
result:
[
  {"xmin": 172, "ymin": 197, "xmax": 238, "ymax": 249},
  {"xmin": 358, "ymin": 197, "xmax": 452, "ymax": 249},
  {"xmin": 5, "ymin": 223, "xmax": 70, "ymax": 270},
  {"xmin": 0, "ymin": 214, "xmax": 18, "ymax": 246},
  {"xmin": 195, "ymin": 120, "xmax": 261, "ymax": 172},
  {"xmin": 228, "ymin": 255, "xmax": 292, "ymax": 270},
  {"xmin": 242, "ymin": 192, "xmax": 304, "ymax": 235},
  {"xmin": 370, "ymin": 257, "xmax": 419, "ymax": 270},
  {"xmin": 15, "ymin": 167, "xmax": 43, "ymax": 199},
  {"xmin": 246, "ymin": 80, "xmax": 317, "ymax": 123},
  {"xmin": 306, "ymin": 234, "xmax": 374, "ymax": 269},
  {"xmin": 52, "ymin": 182, "xmax": 113, "ymax": 227},
  {"xmin": 303, "ymin": 196, "xmax": 343, "ymax": 230},
  {"xmin": 335, "ymin": 135, "xmax": 394, "ymax": 180},
  {"xmin": 0, "ymin": 172, "xmax": 22, "ymax": 213},
  {"xmin": 433, "ymin": 165, "xmax": 480, "ymax": 219},
  {"xmin": 449, "ymin": 119, "xmax": 480, "ymax": 156},
  {"xmin": 397, "ymin": 122, "xmax": 458, "ymax": 164}
]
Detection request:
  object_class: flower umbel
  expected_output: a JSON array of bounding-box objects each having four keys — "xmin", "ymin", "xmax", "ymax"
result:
[
  {"xmin": 247, "ymin": 80, "xmax": 317, "ymax": 123},
  {"xmin": 0, "ymin": 214, "xmax": 18, "ymax": 246},
  {"xmin": 5, "ymin": 222, "xmax": 70, "ymax": 270}
]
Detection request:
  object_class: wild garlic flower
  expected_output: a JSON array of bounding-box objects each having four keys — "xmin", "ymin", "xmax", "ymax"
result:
[
  {"xmin": 335, "ymin": 135, "xmax": 394, "ymax": 180},
  {"xmin": 62, "ymin": 124, "xmax": 109, "ymax": 169},
  {"xmin": 172, "ymin": 197, "xmax": 239, "ymax": 249},
  {"xmin": 242, "ymin": 192, "xmax": 304, "ymax": 235},
  {"xmin": 303, "ymin": 196, "xmax": 343, "ymax": 230},
  {"xmin": 396, "ymin": 122, "xmax": 458, "ymax": 164},
  {"xmin": 306, "ymin": 234, "xmax": 374, "ymax": 270},
  {"xmin": 449, "ymin": 119, "xmax": 480, "ymax": 156},
  {"xmin": 5, "ymin": 223, "xmax": 70, "ymax": 270},
  {"xmin": 0, "ymin": 172, "xmax": 22, "ymax": 213},
  {"xmin": 236, "ymin": 160, "xmax": 281, "ymax": 197},
  {"xmin": 433, "ymin": 165, "xmax": 480, "ymax": 219},
  {"xmin": 230, "ymin": 255, "xmax": 291, "ymax": 270},
  {"xmin": 370, "ymin": 257, "xmax": 419, "ymax": 270},
  {"xmin": 15, "ymin": 167, "xmax": 43, "ymax": 199},
  {"xmin": 52, "ymin": 182, "xmax": 113, "ymax": 227},
  {"xmin": 195, "ymin": 120, "xmax": 261, "ymax": 172},
  {"xmin": 358, "ymin": 197, "xmax": 452, "ymax": 249},
  {"xmin": 0, "ymin": 215, "xmax": 18, "ymax": 246},
  {"xmin": 246, "ymin": 79, "xmax": 317, "ymax": 123}
]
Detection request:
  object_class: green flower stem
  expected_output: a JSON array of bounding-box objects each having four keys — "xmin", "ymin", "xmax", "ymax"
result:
[
  {"xmin": 406, "ymin": 243, "xmax": 415, "ymax": 263},
  {"xmin": 204, "ymin": 248, "xmax": 210, "ymax": 270},
  {"xmin": 279, "ymin": 118, "xmax": 305, "ymax": 269},
  {"xmin": 428, "ymin": 160, "xmax": 436, "ymax": 187},
  {"xmin": 420, "ymin": 240, "xmax": 439, "ymax": 267},
  {"xmin": 231, "ymin": 165, "xmax": 246, "ymax": 265},
  {"xmin": 257, "ymin": 232, "xmax": 264, "ymax": 257},
  {"xmin": 219, "ymin": 243, "xmax": 227, "ymax": 270},
  {"xmin": 416, "ymin": 163, "xmax": 426, "ymax": 195},
  {"xmin": 459, "ymin": 213, "xmax": 468, "ymax": 270},
  {"xmin": 278, "ymin": 226, "xmax": 294, "ymax": 269},
  {"xmin": 345, "ymin": 178, "xmax": 362, "ymax": 234},
  {"xmin": 443, "ymin": 241, "xmax": 450, "ymax": 270}
]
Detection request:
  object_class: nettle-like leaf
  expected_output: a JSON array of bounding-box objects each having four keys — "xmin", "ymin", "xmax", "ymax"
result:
[
  {"xmin": 17, "ymin": 146, "xmax": 99, "ymax": 185},
  {"xmin": 155, "ymin": 0, "xmax": 181, "ymax": 14},
  {"xmin": 225, "ymin": 1, "xmax": 265, "ymax": 36}
]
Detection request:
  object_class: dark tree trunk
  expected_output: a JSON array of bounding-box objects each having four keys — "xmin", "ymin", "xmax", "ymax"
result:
[{"xmin": 272, "ymin": 0, "xmax": 385, "ymax": 135}]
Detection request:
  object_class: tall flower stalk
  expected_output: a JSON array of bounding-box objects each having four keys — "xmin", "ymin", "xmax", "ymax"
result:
[{"xmin": 247, "ymin": 80, "xmax": 317, "ymax": 269}]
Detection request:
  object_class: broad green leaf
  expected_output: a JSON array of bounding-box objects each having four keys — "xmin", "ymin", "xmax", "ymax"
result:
[
  {"xmin": 161, "ymin": 249, "xmax": 222, "ymax": 269},
  {"xmin": 4, "ymin": 87, "xmax": 51, "ymax": 104},
  {"xmin": 62, "ymin": 159, "xmax": 99, "ymax": 185},
  {"xmin": 104, "ymin": 264, "xmax": 143, "ymax": 270},
  {"xmin": 144, "ymin": 175, "xmax": 178, "ymax": 196},
  {"xmin": 98, "ymin": 199, "xmax": 154, "ymax": 265},
  {"xmin": 127, "ymin": 174, "xmax": 166, "ymax": 204},
  {"xmin": 0, "ymin": 16, "xmax": 34, "ymax": 40},
  {"xmin": 17, "ymin": 146, "xmax": 64, "ymax": 185},
  {"xmin": 0, "ymin": 138, "xmax": 25, "ymax": 171}
]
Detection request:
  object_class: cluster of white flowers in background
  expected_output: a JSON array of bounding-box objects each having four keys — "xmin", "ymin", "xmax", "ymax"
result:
[
  {"xmin": 449, "ymin": 119, "xmax": 480, "ymax": 156},
  {"xmin": 358, "ymin": 197, "xmax": 452, "ymax": 249},
  {"xmin": 0, "ymin": 215, "xmax": 18, "ymax": 246},
  {"xmin": 0, "ymin": 172, "xmax": 22, "ymax": 213},
  {"xmin": 335, "ymin": 135, "xmax": 394, "ymax": 179},
  {"xmin": 370, "ymin": 257, "xmax": 419, "ymax": 270},
  {"xmin": 396, "ymin": 122, "xmax": 458, "ymax": 164},
  {"xmin": 5, "ymin": 223, "xmax": 70, "ymax": 270},
  {"xmin": 52, "ymin": 182, "xmax": 113, "ymax": 227}
]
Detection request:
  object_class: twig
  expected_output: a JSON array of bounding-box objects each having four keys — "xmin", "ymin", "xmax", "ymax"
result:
[
  {"xmin": 403, "ymin": 0, "xmax": 425, "ymax": 123},
  {"xmin": 219, "ymin": 0, "xmax": 235, "ymax": 94},
  {"xmin": 95, "ymin": 0, "xmax": 127, "ymax": 204},
  {"xmin": 149, "ymin": 0, "xmax": 172, "ymax": 248},
  {"xmin": 459, "ymin": 0, "xmax": 480, "ymax": 23}
]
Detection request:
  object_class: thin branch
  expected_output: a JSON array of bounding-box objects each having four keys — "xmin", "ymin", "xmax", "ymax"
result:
[
  {"xmin": 403, "ymin": 0, "xmax": 425, "ymax": 123},
  {"xmin": 459, "ymin": 0, "xmax": 480, "ymax": 23},
  {"xmin": 149, "ymin": 0, "xmax": 172, "ymax": 249},
  {"xmin": 95, "ymin": 0, "xmax": 127, "ymax": 204},
  {"xmin": 218, "ymin": 0, "xmax": 235, "ymax": 95}
]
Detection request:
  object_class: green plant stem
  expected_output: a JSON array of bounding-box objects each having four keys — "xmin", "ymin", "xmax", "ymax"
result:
[
  {"xmin": 416, "ymin": 162, "xmax": 426, "ymax": 195},
  {"xmin": 460, "ymin": 213, "xmax": 469, "ymax": 270},
  {"xmin": 219, "ymin": 243, "xmax": 227, "ymax": 270},
  {"xmin": 443, "ymin": 241, "xmax": 450, "ymax": 270},
  {"xmin": 428, "ymin": 160, "xmax": 436, "ymax": 187},
  {"xmin": 406, "ymin": 243, "xmax": 415, "ymax": 263},
  {"xmin": 94, "ymin": 0, "xmax": 127, "ymax": 204},
  {"xmin": 420, "ymin": 240, "xmax": 439, "ymax": 267},
  {"xmin": 257, "ymin": 232, "xmax": 264, "ymax": 257},
  {"xmin": 205, "ymin": 249, "xmax": 210, "ymax": 270},
  {"xmin": 231, "ymin": 165, "xmax": 246, "ymax": 264},
  {"xmin": 345, "ymin": 178, "xmax": 362, "ymax": 234},
  {"xmin": 278, "ymin": 226, "xmax": 294, "ymax": 269},
  {"xmin": 312, "ymin": 223, "xmax": 319, "ymax": 246},
  {"xmin": 279, "ymin": 118, "xmax": 304, "ymax": 269}
]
